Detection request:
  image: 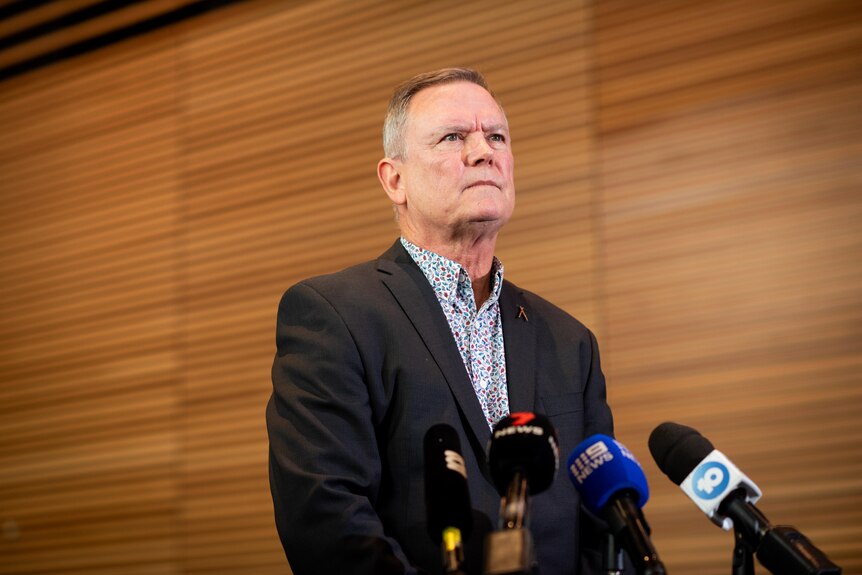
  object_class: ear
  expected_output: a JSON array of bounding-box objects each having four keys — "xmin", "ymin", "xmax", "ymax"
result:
[{"xmin": 377, "ymin": 157, "xmax": 407, "ymax": 206}]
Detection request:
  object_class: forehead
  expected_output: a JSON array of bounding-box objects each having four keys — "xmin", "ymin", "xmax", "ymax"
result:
[{"xmin": 406, "ymin": 82, "xmax": 507, "ymax": 129}]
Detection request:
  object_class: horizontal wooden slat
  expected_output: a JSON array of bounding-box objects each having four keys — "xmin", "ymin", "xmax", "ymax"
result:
[
  {"xmin": 1, "ymin": 0, "xmax": 860, "ymax": 573},
  {"xmin": 0, "ymin": 1, "xmax": 105, "ymax": 39}
]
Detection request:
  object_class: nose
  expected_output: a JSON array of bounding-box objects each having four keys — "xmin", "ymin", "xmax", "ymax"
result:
[{"xmin": 464, "ymin": 132, "xmax": 493, "ymax": 166}]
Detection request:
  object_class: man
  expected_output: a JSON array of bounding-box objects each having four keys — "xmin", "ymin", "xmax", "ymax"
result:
[{"xmin": 267, "ymin": 68, "xmax": 615, "ymax": 574}]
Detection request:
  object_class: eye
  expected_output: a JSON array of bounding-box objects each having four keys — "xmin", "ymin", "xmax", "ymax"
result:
[
  {"xmin": 489, "ymin": 133, "xmax": 506, "ymax": 143},
  {"xmin": 442, "ymin": 133, "xmax": 463, "ymax": 142}
]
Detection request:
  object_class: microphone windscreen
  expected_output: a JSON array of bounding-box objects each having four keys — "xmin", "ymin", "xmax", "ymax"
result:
[
  {"xmin": 648, "ymin": 422, "xmax": 715, "ymax": 485},
  {"xmin": 487, "ymin": 412, "xmax": 559, "ymax": 496},
  {"xmin": 567, "ymin": 434, "xmax": 649, "ymax": 516},
  {"xmin": 424, "ymin": 423, "xmax": 473, "ymax": 542}
]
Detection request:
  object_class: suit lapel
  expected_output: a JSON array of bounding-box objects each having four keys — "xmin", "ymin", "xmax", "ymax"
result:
[
  {"xmin": 500, "ymin": 281, "xmax": 537, "ymax": 413},
  {"xmin": 376, "ymin": 241, "xmax": 491, "ymax": 446}
]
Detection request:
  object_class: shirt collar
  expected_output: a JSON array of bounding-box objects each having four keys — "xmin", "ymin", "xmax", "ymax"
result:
[{"xmin": 400, "ymin": 237, "xmax": 504, "ymax": 306}]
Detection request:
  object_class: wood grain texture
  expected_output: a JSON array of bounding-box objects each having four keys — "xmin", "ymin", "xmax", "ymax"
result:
[
  {"xmin": 0, "ymin": 0, "xmax": 859, "ymax": 573},
  {"xmin": 593, "ymin": 2, "xmax": 862, "ymax": 573}
]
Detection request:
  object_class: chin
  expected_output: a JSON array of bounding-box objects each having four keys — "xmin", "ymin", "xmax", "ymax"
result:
[
  {"xmin": 467, "ymin": 214, "xmax": 510, "ymax": 231},
  {"xmin": 479, "ymin": 206, "xmax": 513, "ymax": 224},
  {"xmin": 473, "ymin": 198, "xmax": 513, "ymax": 217}
]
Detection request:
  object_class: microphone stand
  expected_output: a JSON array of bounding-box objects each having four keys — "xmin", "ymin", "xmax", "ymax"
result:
[
  {"xmin": 484, "ymin": 470, "xmax": 535, "ymax": 575},
  {"xmin": 602, "ymin": 531, "xmax": 625, "ymax": 575},
  {"xmin": 725, "ymin": 494, "xmax": 842, "ymax": 575},
  {"xmin": 732, "ymin": 526, "xmax": 756, "ymax": 575},
  {"xmin": 602, "ymin": 493, "xmax": 666, "ymax": 575}
]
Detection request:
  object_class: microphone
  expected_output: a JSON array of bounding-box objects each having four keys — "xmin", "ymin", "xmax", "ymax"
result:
[
  {"xmin": 424, "ymin": 423, "xmax": 473, "ymax": 574},
  {"xmin": 568, "ymin": 434, "xmax": 667, "ymax": 575},
  {"xmin": 648, "ymin": 421, "xmax": 761, "ymax": 530},
  {"xmin": 649, "ymin": 422, "xmax": 841, "ymax": 575},
  {"xmin": 484, "ymin": 412, "xmax": 559, "ymax": 575}
]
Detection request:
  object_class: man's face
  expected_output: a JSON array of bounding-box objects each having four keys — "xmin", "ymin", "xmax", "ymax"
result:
[{"xmin": 392, "ymin": 81, "xmax": 515, "ymax": 241}]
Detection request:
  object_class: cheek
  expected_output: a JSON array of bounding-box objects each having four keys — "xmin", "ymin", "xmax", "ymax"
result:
[
  {"xmin": 429, "ymin": 157, "xmax": 458, "ymax": 180},
  {"xmin": 498, "ymin": 153, "xmax": 515, "ymax": 177},
  {"xmin": 427, "ymin": 161, "xmax": 465, "ymax": 203}
]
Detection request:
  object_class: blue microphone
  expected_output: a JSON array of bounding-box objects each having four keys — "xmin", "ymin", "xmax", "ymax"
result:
[{"xmin": 568, "ymin": 435, "xmax": 666, "ymax": 575}]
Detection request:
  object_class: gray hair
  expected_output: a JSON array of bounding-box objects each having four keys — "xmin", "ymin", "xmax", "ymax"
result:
[{"xmin": 382, "ymin": 68, "xmax": 498, "ymax": 159}]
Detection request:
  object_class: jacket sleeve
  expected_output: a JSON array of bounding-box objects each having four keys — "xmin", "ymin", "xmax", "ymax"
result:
[
  {"xmin": 578, "ymin": 330, "xmax": 638, "ymax": 575},
  {"xmin": 583, "ymin": 329, "xmax": 614, "ymax": 439},
  {"xmin": 266, "ymin": 281, "xmax": 417, "ymax": 574}
]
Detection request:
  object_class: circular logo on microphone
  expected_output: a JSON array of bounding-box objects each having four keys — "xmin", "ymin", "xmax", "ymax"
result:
[{"xmin": 692, "ymin": 461, "xmax": 729, "ymax": 499}]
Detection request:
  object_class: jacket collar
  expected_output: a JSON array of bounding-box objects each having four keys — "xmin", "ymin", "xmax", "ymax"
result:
[{"xmin": 375, "ymin": 240, "xmax": 537, "ymax": 447}]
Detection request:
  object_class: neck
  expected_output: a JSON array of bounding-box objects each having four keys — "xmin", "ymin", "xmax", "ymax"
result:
[{"xmin": 402, "ymin": 230, "xmax": 498, "ymax": 307}]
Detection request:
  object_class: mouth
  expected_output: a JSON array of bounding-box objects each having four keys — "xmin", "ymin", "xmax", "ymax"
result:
[{"xmin": 465, "ymin": 180, "xmax": 500, "ymax": 190}]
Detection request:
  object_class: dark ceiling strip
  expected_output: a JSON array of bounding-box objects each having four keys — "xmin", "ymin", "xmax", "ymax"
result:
[
  {"xmin": 0, "ymin": 0, "xmax": 243, "ymax": 83},
  {"xmin": 0, "ymin": 0, "xmax": 56, "ymax": 22},
  {"xmin": 0, "ymin": 0, "xmax": 142, "ymax": 52}
]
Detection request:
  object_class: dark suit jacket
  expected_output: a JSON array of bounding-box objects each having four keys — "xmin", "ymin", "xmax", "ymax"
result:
[{"xmin": 267, "ymin": 240, "xmax": 615, "ymax": 574}]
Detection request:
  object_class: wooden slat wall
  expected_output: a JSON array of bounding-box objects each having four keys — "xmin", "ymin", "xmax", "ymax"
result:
[
  {"xmin": 0, "ymin": 0, "xmax": 859, "ymax": 573},
  {"xmin": 593, "ymin": 1, "xmax": 862, "ymax": 573},
  {"xmin": 0, "ymin": 0, "xmax": 223, "ymax": 80},
  {"xmin": 0, "ymin": 26, "xmax": 184, "ymax": 575}
]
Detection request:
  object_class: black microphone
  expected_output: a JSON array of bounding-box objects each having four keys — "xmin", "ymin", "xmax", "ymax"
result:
[
  {"xmin": 649, "ymin": 422, "xmax": 841, "ymax": 575},
  {"xmin": 424, "ymin": 423, "xmax": 473, "ymax": 574},
  {"xmin": 484, "ymin": 412, "xmax": 559, "ymax": 575}
]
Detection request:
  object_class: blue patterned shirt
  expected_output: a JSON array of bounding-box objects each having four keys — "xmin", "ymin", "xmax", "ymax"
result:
[{"xmin": 401, "ymin": 237, "xmax": 510, "ymax": 429}]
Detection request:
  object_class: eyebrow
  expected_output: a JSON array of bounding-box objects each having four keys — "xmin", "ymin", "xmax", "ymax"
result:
[
  {"xmin": 482, "ymin": 123, "xmax": 509, "ymax": 133},
  {"xmin": 435, "ymin": 124, "xmax": 470, "ymax": 134},
  {"xmin": 434, "ymin": 123, "xmax": 509, "ymax": 134}
]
